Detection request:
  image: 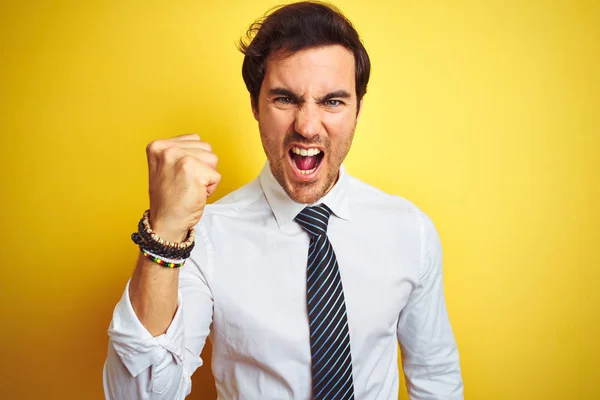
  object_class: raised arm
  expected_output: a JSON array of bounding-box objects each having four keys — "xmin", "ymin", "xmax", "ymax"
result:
[{"xmin": 103, "ymin": 134, "xmax": 220, "ymax": 399}]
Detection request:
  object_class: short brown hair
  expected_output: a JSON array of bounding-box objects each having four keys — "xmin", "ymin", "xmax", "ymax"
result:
[{"xmin": 238, "ymin": 1, "xmax": 371, "ymax": 110}]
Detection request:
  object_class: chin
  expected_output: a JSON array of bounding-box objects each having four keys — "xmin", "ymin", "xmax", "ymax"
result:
[
  {"xmin": 282, "ymin": 171, "xmax": 335, "ymax": 204},
  {"xmin": 285, "ymin": 185, "xmax": 324, "ymax": 204}
]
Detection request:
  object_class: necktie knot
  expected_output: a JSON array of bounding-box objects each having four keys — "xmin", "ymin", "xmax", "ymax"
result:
[{"xmin": 294, "ymin": 204, "xmax": 332, "ymax": 237}]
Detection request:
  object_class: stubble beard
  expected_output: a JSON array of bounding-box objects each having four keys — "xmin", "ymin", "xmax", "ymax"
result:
[{"xmin": 261, "ymin": 128, "xmax": 355, "ymax": 204}]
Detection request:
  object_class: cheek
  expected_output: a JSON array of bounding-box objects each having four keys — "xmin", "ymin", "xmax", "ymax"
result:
[
  {"xmin": 260, "ymin": 108, "xmax": 294, "ymax": 138},
  {"xmin": 323, "ymin": 113, "xmax": 356, "ymax": 144}
]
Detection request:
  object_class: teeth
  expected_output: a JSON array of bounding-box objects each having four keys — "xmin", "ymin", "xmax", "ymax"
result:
[
  {"xmin": 292, "ymin": 146, "xmax": 321, "ymax": 156},
  {"xmin": 298, "ymin": 167, "xmax": 317, "ymax": 175}
]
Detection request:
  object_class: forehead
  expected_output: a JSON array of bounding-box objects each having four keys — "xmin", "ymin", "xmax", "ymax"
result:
[{"xmin": 263, "ymin": 45, "xmax": 356, "ymax": 95}]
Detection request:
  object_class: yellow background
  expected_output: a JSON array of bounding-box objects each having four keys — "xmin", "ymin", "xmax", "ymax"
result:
[{"xmin": 1, "ymin": 0, "xmax": 598, "ymax": 398}]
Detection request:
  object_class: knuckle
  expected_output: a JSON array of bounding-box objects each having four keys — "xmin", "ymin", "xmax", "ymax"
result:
[
  {"xmin": 146, "ymin": 140, "xmax": 162, "ymax": 156},
  {"xmin": 162, "ymin": 146, "xmax": 180, "ymax": 163},
  {"xmin": 207, "ymin": 152, "xmax": 218, "ymax": 165},
  {"xmin": 203, "ymin": 142, "xmax": 213, "ymax": 152},
  {"xmin": 178, "ymin": 155, "xmax": 196, "ymax": 171}
]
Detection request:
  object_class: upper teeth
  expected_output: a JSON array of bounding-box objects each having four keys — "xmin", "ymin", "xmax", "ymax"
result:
[{"xmin": 292, "ymin": 147, "xmax": 321, "ymax": 156}]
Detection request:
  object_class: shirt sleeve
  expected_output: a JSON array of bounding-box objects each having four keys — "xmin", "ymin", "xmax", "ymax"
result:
[
  {"xmin": 396, "ymin": 211, "xmax": 464, "ymax": 400},
  {"xmin": 103, "ymin": 224, "xmax": 214, "ymax": 400}
]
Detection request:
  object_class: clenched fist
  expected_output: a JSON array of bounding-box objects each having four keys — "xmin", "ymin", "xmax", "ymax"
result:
[{"xmin": 145, "ymin": 133, "xmax": 221, "ymax": 242}]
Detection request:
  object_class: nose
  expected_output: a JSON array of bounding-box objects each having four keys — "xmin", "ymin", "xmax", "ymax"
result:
[{"xmin": 294, "ymin": 103, "xmax": 322, "ymax": 139}]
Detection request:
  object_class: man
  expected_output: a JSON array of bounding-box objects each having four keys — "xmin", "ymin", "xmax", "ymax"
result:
[{"xmin": 103, "ymin": 2, "xmax": 464, "ymax": 399}]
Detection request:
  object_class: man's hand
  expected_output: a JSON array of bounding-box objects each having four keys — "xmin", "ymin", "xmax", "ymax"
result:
[{"xmin": 145, "ymin": 133, "xmax": 221, "ymax": 242}]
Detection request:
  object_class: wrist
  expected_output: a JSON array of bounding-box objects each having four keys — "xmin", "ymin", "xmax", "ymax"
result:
[
  {"xmin": 150, "ymin": 220, "xmax": 189, "ymax": 243},
  {"xmin": 132, "ymin": 209, "xmax": 195, "ymax": 266},
  {"xmin": 146, "ymin": 210, "xmax": 189, "ymax": 242}
]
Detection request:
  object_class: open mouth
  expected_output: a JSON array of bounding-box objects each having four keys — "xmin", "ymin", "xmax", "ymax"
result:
[{"xmin": 288, "ymin": 146, "xmax": 325, "ymax": 176}]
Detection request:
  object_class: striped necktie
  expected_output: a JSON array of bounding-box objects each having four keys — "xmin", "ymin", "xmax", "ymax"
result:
[{"xmin": 295, "ymin": 204, "xmax": 355, "ymax": 400}]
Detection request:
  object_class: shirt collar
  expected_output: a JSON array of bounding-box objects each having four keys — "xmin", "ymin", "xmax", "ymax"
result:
[{"xmin": 259, "ymin": 162, "xmax": 351, "ymax": 231}]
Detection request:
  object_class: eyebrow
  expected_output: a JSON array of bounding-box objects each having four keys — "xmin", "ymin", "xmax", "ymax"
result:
[{"xmin": 268, "ymin": 88, "xmax": 352, "ymax": 103}]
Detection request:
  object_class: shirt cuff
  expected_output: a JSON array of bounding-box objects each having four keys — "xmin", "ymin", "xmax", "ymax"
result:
[{"xmin": 107, "ymin": 279, "xmax": 185, "ymax": 377}]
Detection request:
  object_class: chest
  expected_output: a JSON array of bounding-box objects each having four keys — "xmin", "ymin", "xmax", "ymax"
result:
[{"xmin": 208, "ymin": 218, "xmax": 421, "ymax": 356}]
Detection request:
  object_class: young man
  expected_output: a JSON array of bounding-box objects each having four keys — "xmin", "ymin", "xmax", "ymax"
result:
[{"xmin": 104, "ymin": 2, "xmax": 464, "ymax": 399}]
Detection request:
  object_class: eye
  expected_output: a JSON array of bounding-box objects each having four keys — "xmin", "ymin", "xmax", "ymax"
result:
[
  {"xmin": 274, "ymin": 97, "xmax": 294, "ymax": 104},
  {"xmin": 324, "ymin": 99, "xmax": 343, "ymax": 107}
]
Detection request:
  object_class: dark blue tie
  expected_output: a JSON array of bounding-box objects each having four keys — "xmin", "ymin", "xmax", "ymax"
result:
[{"xmin": 295, "ymin": 204, "xmax": 355, "ymax": 400}]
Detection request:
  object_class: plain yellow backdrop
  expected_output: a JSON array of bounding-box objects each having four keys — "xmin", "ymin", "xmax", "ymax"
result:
[{"xmin": 1, "ymin": 0, "xmax": 598, "ymax": 399}]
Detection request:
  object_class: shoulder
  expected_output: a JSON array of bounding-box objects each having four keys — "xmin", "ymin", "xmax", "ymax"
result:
[
  {"xmin": 195, "ymin": 176, "xmax": 277, "ymax": 237},
  {"xmin": 202, "ymin": 177, "xmax": 268, "ymax": 220},
  {"xmin": 346, "ymin": 174, "xmax": 439, "ymax": 248},
  {"xmin": 347, "ymin": 174, "xmax": 422, "ymax": 216}
]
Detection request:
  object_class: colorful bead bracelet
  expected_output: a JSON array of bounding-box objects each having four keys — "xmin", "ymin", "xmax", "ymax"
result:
[
  {"xmin": 142, "ymin": 248, "xmax": 186, "ymax": 264},
  {"xmin": 141, "ymin": 250, "xmax": 185, "ymax": 268}
]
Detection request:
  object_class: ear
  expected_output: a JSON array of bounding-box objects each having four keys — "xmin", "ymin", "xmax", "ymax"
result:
[
  {"xmin": 356, "ymin": 98, "xmax": 364, "ymax": 122},
  {"xmin": 251, "ymin": 95, "xmax": 259, "ymax": 121}
]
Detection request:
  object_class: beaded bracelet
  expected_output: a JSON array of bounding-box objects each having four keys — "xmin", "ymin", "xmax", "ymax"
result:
[
  {"xmin": 141, "ymin": 210, "xmax": 195, "ymax": 249},
  {"xmin": 141, "ymin": 250, "xmax": 185, "ymax": 268},
  {"xmin": 139, "ymin": 209, "xmax": 195, "ymax": 257},
  {"xmin": 142, "ymin": 248, "xmax": 186, "ymax": 264},
  {"xmin": 131, "ymin": 209, "xmax": 196, "ymax": 261},
  {"xmin": 133, "ymin": 219, "xmax": 194, "ymax": 259}
]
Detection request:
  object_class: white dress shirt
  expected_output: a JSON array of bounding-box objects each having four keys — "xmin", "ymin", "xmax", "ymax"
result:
[{"xmin": 103, "ymin": 163, "xmax": 464, "ymax": 400}]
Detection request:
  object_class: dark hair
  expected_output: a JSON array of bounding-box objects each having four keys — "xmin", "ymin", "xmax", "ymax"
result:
[{"xmin": 238, "ymin": 1, "xmax": 370, "ymax": 111}]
